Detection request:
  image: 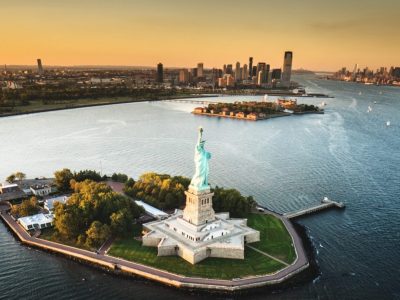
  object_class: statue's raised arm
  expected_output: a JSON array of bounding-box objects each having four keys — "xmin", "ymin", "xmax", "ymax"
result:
[{"xmin": 189, "ymin": 127, "xmax": 211, "ymax": 192}]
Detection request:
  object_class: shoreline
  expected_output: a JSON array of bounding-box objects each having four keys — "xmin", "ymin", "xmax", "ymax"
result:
[
  {"xmin": 0, "ymin": 91, "xmax": 332, "ymax": 119},
  {"xmin": 0, "ymin": 94, "xmax": 217, "ymax": 119},
  {"xmin": 0, "ymin": 203, "xmax": 316, "ymax": 294}
]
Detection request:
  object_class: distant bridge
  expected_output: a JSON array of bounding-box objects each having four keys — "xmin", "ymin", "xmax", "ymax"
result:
[
  {"xmin": 162, "ymin": 99, "xmax": 219, "ymax": 105},
  {"xmin": 284, "ymin": 197, "xmax": 345, "ymax": 219}
]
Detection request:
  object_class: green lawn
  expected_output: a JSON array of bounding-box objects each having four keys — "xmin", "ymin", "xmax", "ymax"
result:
[
  {"xmin": 247, "ymin": 213, "xmax": 296, "ymax": 264},
  {"xmin": 108, "ymin": 213, "xmax": 296, "ymax": 279}
]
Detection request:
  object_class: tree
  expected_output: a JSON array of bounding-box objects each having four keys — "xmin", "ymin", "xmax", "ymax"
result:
[
  {"xmin": 14, "ymin": 172, "xmax": 26, "ymax": 184},
  {"xmin": 85, "ymin": 221, "xmax": 111, "ymax": 248},
  {"xmin": 110, "ymin": 208, "xmax": 133, "ymax": 236},
  {"xmin": 111, "ymin": 173, "xmax": 129, "ymax": 183},
  {"xmin": 6, "ymin": 174, "xmax": 16, "ymax": 183},
  {"xmin": 11, "ymin": 197, "xmax": 39, "ymax": 217},
  {"xmin": 53, "ymin": 180, "xmax": 143, "ymax": 243},
  {"xmin": 74, "ymin": 169, "xmax": 102, "ymax": 182},
  {"xmin": 54, "ymin": 168, "xmax": 74, "ymax": 192}
]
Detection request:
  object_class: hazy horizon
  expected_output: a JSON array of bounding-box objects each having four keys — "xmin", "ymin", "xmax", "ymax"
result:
[{"xmin": 1, "ymin": 0, "xmax": 399, "ymax": 71}]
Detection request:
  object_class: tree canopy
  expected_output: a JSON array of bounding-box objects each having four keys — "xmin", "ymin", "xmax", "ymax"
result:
[
  {"xmin": 124, "ymin": 172, "xmax": 255, "ymax": 217},
  {"xmin": 124, "ymin": 173, "xmax": 190, "ymax": 210},
  {"xmin": 11, "ymin": 197, "xmax": 39, "ymax": 217},
  {"xmin": 53, "ymin": 180, "xmax": 143, "ymax": 248}
]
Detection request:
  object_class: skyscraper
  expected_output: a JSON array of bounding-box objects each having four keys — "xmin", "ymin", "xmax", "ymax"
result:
[
  {"xmin": 271, "ymin": 68, "xmax": 282, "ymax": 80},
  {"xmin": 282, "ymin": 51, "xmax": 293, "ymax": 85},
  {"xmin": 197, "ymin": 63, "xmax": 204, "ymax": 77},
  {"xmin": 242, "ymin": 64, "xmax": 248, "ymax": 80},
  {"xmin": 157, "ymin": 63, "xmax": 163, "ymax": 83},
  {"xmin": 226, "ymin": 64, "xmax": 233, "ymax": 75},
  {"xmin": 248, "ymin": 57, "xmax": 253, "ymax": 80},
  {"xmin": 235, "ymin": 62, "xmax": 241, "ymax": 81},
  {"xmin": 37, "ymin": 59, "xmax": 43, "ymax": 75}
]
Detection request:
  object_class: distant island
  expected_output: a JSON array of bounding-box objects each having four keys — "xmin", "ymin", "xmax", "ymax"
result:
[{"xmin": 193, "ymin": 99, "xmax": 323, "ymax": 121}]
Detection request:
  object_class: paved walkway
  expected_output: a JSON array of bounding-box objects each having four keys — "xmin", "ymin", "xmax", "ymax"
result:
[
  {"xmin": 246, "ymin": 245, "xmax": 290, "ymax": 266},
  {"xmin": 0, "ymin": 203, "xmax": 309, "ymax": 291}
]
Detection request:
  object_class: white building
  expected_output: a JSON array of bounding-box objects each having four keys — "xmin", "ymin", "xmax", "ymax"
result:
[
  {"xmin": 30, "ymin": 184, "xmax": 52, "ymax": 196},
  {"xmin": 18, "ymin": 213, "xmax": 54, "ymax": 231},
  {"xmin": 0, "ymin": 183, "xmax": 19, "ymax": 194},
  {"xmin": 44, "ymin": 195, "xmax": 69, "ymax": 212},
  {"xmin": 135, "ymin": 200, "xmax": 169, "ymax": 220}
]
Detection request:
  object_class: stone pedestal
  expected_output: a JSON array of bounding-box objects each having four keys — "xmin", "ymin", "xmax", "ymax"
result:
[{"xmin": 183, "ymin": 188, "xmax": 215, "ymax": 226}]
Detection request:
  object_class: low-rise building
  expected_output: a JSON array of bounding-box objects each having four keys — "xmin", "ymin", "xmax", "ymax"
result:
[
  {"xmin": 236, "ymin": 112, "xmax": 246, "ymax": 118},
  {"xmin": 0, "ymin": 183, "xmax": 19, "ymax": 194},
  {"xmin": 30, "ymin": 184, "xmax": 52, "ymax": 196},
  {"xmin": 247, "ymin": 113, "xmax": 258, "ymax": 120},
  {"xmin": 135, "ymin": 200, "xmax": 169, "ymax": 220},
  {"xmin": 18, "ymin": 213, "xmax": 54, "ymax": 231},
  {"xmin": 44, "ymin": 195, "xmax": 69, "ymax": 212}
]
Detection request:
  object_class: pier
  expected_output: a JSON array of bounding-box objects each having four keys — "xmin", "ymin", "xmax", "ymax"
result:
[{"xmin": 284, "ymin": 197, "xmax": 345, "ymax": 219}]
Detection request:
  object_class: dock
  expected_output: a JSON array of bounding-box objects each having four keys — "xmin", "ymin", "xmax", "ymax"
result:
[{"xmin": 284, "ymin": 197, "xmax": 345, "ymax": 219}]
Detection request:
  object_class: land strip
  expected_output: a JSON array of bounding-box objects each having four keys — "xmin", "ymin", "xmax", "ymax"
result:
[{"xmin": 0, "ymin": 203, "xmax": 309, "ymax": 291}]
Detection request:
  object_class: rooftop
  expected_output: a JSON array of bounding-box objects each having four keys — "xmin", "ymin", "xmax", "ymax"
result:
[{"xmin": 135, "ymin": 200, "xmax": 169, "ymax": 219}]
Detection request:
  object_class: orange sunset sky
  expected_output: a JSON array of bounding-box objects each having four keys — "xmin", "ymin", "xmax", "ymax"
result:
[{"xmin": 1, "ymin": 0, "xmax": 399, "ymax": 71}]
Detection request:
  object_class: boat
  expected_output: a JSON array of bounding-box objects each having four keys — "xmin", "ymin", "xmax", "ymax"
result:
[
  {"xmin": 358, "ymin": 91, "xmax": 362, "ymax": 95},
  {"xmin": 374, "ymin": 101, "xmax": 377, "ymax": 104},
  {"xmin": 386, "ymin": 121, "xmax": 391, "ymax": 127},
  {"xmin": 367, "ymin": 106, "xmax": 372, "ymax": 113},
  {"xmin": 320, "ymin": 101, "xmax": 327, "ymax": 107}
]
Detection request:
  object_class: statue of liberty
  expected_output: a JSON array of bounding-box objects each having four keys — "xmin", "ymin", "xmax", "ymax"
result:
[{"xmin": 189, "ymin": 127, "xmax": 211, "ymax": 191}]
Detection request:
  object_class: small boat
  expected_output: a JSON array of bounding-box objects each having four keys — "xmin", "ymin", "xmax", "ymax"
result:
[
  {"xmin": 386, "ymin": 121, "xmax": 391, "ymax": 127},
  {"xmin": 358, "ymin": 91, "xmax": 362, "ymax": 95},
  {"xmin": 367, "ymin": 106, "xmax": 372, "ymax": 113},
  {"xmin": 374, "ymin": 101, "xmax": 377, "ymax": 104},
  {"xmin": 320, "ymin": 101, "xmax": 327, "ymax": 107}
]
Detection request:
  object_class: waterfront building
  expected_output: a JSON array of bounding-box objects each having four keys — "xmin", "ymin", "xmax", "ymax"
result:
[
  {"xmin": 37, "ymin": 59, "xmax": 44, "ymax": 75},
  {"xmin": 271, "ymin": 68, "xmax": 282, "ymax": 80},
  {"xmin": 257, "ymin": 70, "xmax": 264, "ymax": 86},
  {"xmin": 156, "ymin": 63, "xmax": 163, "ymax": 83},
  {"xmin": 0, "ymin": 183, "xmax": 20, "ymax": 194},
  {"xmin": 18, "ymin": 213, "xmax": 54, "ymax": 231},
  {"xmin": 179, "ymin": 69, "xmax": 189, "ymax": 84},
  {"xmin": 242, "ymin": 64, "xmax": 248, "ymax": 80},
  {"xmin": 235, "ymin": 62, "xmax": 241, "ymax": 81},
  {"xmin": 197, "ymin": 63, "xmax": 204, "ymax": 78},
  {"xmin": 142, "ymin": 128, "xmax": 260, "ymax": 264},
  {"xmin": 248, "ymin": 57, "xmax": 253, "ymax": 79},
  {"xmin": 282, "ymin": 51, "xmax": 293, "ymax": 86}
]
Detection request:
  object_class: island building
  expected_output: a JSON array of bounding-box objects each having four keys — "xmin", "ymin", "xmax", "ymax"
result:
[
  {"xmin": 142, "ymin": 128, "xmax": 260, "ymax": 264},
  {"xmin": 18, "ymin": 213, "xmax": 54, "ymax": 231},
  {"xmin": 30, "ymin": 184, "xmax": 52, "ymax": 196},
  {"xmin": 44, "ymin": 195, "xmax": 69, "ymax": 212}
]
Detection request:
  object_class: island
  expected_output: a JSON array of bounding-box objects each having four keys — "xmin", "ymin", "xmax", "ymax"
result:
[
  {"xmin": 0, "ymin": 129, "xmax": 324, "ymax": 293},
  {"xmin": 193, "ymin": 99, "xmax": 323, "ymax": 121}
]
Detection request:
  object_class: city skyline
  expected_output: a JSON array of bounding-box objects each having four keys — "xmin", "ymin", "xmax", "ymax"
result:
[{"xmin": 1, "ymin": 0, "xmax": 399, "ymax": 71}]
